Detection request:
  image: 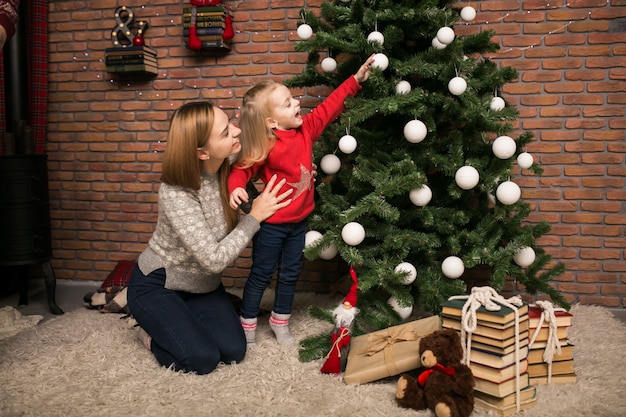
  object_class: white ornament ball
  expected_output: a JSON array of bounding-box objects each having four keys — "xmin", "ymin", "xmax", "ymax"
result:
[
  {"xmin": 319, "ymin": 243, "xmax": 338, "ymax": 260},
  {"xmin": 448, "ymin": 77, "xmax": 467, "ymax": 95},
  {"xmin": 432, "ymin": 37, "xmax": 447, "ymax": 49},
  {"xmin": 517, "ymin": 152, "xmax": 534, "ymax": 169},
  {"xmin": 372, "ymin": 53, "xmax": 389, "ymax": 71},
  {"xmin": 297, "ymin": 24, "xmax": 313, "ymax": 40},
  {"xmin": 367, "ymin": 30, "xmax": 384, "ymax": 45},
  {"xmin": 403, "ymin": 120, "xmax": 428, "ymax": 143},
  {"xmin": 436, "ymin": 26, "xmax": 455, "ymax": 45},
  {"xmin": 496, "ymin": 181, "xmax": 521, "ymax": 205},
  {"xmin": 442, "ymin": 256, "xmax": 465, "ymax": 279},
  {"xmin": 321, "ymin": 57, "xmax": 337, "ymax": 73},
  {"xmin": 514, "ymin": 247, "xmax": 536, "ymax": 267},
  {"xmin": 396, "ymin": 80, "xmax": 412, "ymax": 95},
  {"xmin": 338, "ymin": 134, "xmax": 357, "ymax": 154},
  {"xmin": 490, "ymin": 96, "xmax": 505, "ymax": 111},
  {"xmin": 492, "ymin": 135, "xmax": 517, "ymax": 159},
  {"xmin": 395, "ymin": 262, "xmax": 417, "ymax": 285},
  {"xmin": 460, "ymin": 6, "xmax": 477, "ymax": 22},
  {"xmin": 320, "ymin": 154, "xmax": 341, "ymax": 174},
  {"xmin": 388, "ymin": 296, "xmax": 413, "ymax": 320},
  {"xmin": 455, "ymin": 166, "xmax": 480, "ymax": 190},
  {"xmin": 304, "ymin": 230, "xmax": 323, "ymax": 248},
  {"xmin": 341, "ymin": 222, "xmax": 365, "ymax": 246},
  {"xmin": 409, "ymin": 185, "xmax": 432, "ymax": 206}
]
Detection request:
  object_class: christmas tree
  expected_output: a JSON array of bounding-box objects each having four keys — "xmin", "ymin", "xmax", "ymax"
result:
[{"xmin": 287, "ymin": 0, "xmax": 567, "ymax": 361}]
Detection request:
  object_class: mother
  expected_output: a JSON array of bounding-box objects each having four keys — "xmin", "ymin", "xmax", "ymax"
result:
[{"xmin": 127, "ymin": 101, "xmax": 292, "ymax": 374}]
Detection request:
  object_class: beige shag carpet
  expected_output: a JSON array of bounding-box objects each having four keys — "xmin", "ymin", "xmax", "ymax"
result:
[{"xmin": 1, "ymin": 292, "xmax": 625, "ymax": 417}]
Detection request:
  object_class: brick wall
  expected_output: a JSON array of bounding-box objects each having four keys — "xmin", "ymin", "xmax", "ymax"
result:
[{"xmin": 46, "ymin": 0, "xmax": 625, "ymax": 307}]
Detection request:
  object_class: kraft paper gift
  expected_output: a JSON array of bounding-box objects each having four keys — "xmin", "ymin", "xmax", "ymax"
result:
[{"xmin": 343, "ymin": 315, "xmax": 441, "ymax": 385}]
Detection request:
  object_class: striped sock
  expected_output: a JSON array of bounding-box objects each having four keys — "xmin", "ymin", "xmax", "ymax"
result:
[
  {"xmin": 269, "ymin": 311, "xmax": 295, "ymax": 346},
  {"xmin": 240, "ymin": 316, "xmax": 257, "ymax": 346}
]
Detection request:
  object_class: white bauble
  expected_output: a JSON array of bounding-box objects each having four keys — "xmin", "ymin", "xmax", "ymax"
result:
[
  {"xmin": 441, "ymin": 256, "xmax": 465, "ymax": 279},
  {"xmin": 436, "ymin": 27, "xmax": 455, "ymax": 45},
  {"xmin": 372, "ymin": 53, "xmax": 389, "ymax": 71},
  {"xmin": 320, "ymin": 154, "xmax": 341, "ymax": 174},
  {"xmin": 409, "ymin": 185, "xmax": 432, "ymax": 206},
  {"xmin": 319, "ymin": 243, "xmax": 338, "ymax": 260},
  {"xmin": 338, "ymin": 134, "xmax": 357, "ymax": 154},
  {"xmin": 490, "ymin": 96, "xmax": 505, "ymax": 111},
  {"xmin": 496, "ymin": 181, "xmax": 521, "ymax": 205},
  {"xmin": 455, "ymin": 166, "xmax": 479, "ymax": 190},
  {"xmin": 396, "ymin": 80, "xmax": 412, "ymax": 95},
  {"xmin": 517, "ymin": 152, "xmax": 534, "ymax": 169},
  {"xmin": 514, "ymin": 247, "xmax": 536, "ymax": 267},
  {"xmin": 321, "ymin": 57, "xmax": 337, "ymax": 72},
  {"xmin": 492, "ymin": 135, "xmax": 517, "ymax": 159},
  {"xmin": 395, "ymin": 262, "xmax": 417, "ymax": 285},
  {"xmin": 297, "ymin": 24, "xmax": 313, "ymax": 40},
  {"xmin": 448, "ymin": 77, "xmax": 467, "ymax": 95},
  {"xmin": 388, "ymin": 296, "xmax": 413, "ymax": 320},
  {"xmin": 341, "ymin": 222, "xmax": 365, "ymax": 246},
  {"xmin": 304, "ymin": 230, "xmax": 323, "ymax": 248},
  {"xmin": 432, "ymin": 37, "xmax": 447, "ymax": 49},
  {"xmin": 367, "ymin": 30, "xmax": 384, "ymax": 45},
  {"xmin": 460, "ymin": 6, "xmax": 477, "ymax": 22},
  {"xmin": 403, "ymin": 120, "xmax": 427, "ymax": 143}
]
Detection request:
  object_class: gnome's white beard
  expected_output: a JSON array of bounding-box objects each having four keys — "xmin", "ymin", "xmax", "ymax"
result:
[{"xmin": 332, "ymin": 304, "xmax": 359, "ymax": 327}]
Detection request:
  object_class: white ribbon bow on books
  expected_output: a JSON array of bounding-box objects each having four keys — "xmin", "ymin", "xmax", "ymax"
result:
[
  {"xmin": 448, "ymin": 286, "xmax": 524, "ymax": 412},
  {"xmin": 528, "ymin": 300, "xmax": 567, "ymax": 383}
]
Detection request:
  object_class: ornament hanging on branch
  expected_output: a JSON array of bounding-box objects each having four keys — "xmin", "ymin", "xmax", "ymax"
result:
[
  {"xmin": 490, "ymin": 96, "xmax": 505, "ymax": 111},
  {"xmin": 297, "ymin": 11, "xmax": 313, "ymax": 40},
  {"xmin": 492, "ymin": 135, "xmax": 517, "ymax": 159},
  {"xmin": 517, "ymin": 152, "xmax": 534, "ymax": 169},
  {"xmin": 455, "ymin": 166, "xmax": 479, "ymax": 190},
  {"xmin": 342, "ymin": 222, "xmax": 365, "ymax": 246},
  {"xmin": 367, "ymin": 21, "xmax": 384, "ymax": 45},
  {"xmin": 321, "ymin": 56, "xmax": 337, "ymax": 72},
  {"xmin": 395, "ymin": 80, "xmax": 411, "ymax": 95},
  {"xmin": 371, "ymin": 53, "xmax": 389, "ymax": 71},
  {"xmin": 436, "ymin": 26, "xmax": 455, "ymax": 45},
  {"xmin": 320, "ymin": 153, "xmax": 341, "ymax": 174},
  {"xmin": 388, "ymin": 296, "xmax": 413, "ymax": 320},
  {"xmin": 448, "ymin": 76, "xmax": 467, "ymax": 96},
  {"xmin": 441, "ymin": 256, "xmax": 465, "ymax": 279},
  {"xmin": 403, "ymin": 119, "xmax": 427, "ymax": 143},
  {"xmin": 409, "ymin": 185, "xmax": 432, "ymax": 206},
  {"xmin": 496, "ymin": 181, "xmax": 521, "ymax": 205},
  {"xmin": 395, "ymin": 262, "xmax": 417, "ymax": 285},
  {"xmin": 460, "ymin": 6, "xmax": 477, "ymax": 22}
]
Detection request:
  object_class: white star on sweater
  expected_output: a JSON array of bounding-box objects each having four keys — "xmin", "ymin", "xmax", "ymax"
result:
[{"xmin": 287, "ymin": 164, "xmax": 314, "ymax": 200}]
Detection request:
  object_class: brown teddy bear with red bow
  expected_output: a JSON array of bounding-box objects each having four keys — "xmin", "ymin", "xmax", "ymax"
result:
[{"xmin": 395, "ymin": 328, "xmax": 475, "ymax": 417}]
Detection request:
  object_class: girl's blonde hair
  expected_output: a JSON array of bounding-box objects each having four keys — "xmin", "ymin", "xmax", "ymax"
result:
[
  {"xmin": 161, "ymin": 101, "xmax": 238, "ymax": 230},
  {"xmin": 234, "ymin": 80, "xmax": 280, "ymax": 168}
]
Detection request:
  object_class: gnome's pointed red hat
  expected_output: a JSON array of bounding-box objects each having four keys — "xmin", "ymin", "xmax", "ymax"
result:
[{"xmin": 343, "ymin": 266, "xmax": 358, "ymax": 308}]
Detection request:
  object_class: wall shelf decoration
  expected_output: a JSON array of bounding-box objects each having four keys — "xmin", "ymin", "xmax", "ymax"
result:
[
  {"xmin": 183, "ymin": 5, "xmax": 234, "ymax": 53},
  {"xmin": 106, "ymin": 6, "xmax": 157, "ymax": 76}
]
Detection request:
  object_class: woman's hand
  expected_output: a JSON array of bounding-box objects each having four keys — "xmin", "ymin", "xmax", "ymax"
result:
[
  {"xmin": 354, "ymin": 54, "xmax": 375, "ymax": 84},
  {"xmin": 248, "ymin": 175, "xmax": 293, "ymax": 222}
]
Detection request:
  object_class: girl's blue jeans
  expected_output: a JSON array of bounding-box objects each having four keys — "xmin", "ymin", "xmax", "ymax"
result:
[
  {"xmin": 127, "ymin": 265, "xmax": 246, "ymax": 375},
  {"xmin": 240, "ymin": 220, "xmax": 306, "ymax": 318}
]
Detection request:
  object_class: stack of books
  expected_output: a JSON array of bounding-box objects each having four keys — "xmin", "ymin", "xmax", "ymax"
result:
[
  {"xmin": 105, "ymin": 45, "xmax": 158, "ymax": 75},
  {"xmin": 527, "ymin": 304, "xmax": 576, "ymax": 385},
  {"xmin": 442, "ymin": 298, "xmax": 537, "ymax": 416},
  {"xmin": 182, "ymin": 6, "xmax": 233, "ymax": 50}
]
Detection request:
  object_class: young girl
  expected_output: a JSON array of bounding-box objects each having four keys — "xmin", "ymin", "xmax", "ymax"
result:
[
  {"xmin": 127, "ymin": 101, "xmax": 292, "ymax": 374},
  {"xmin": 228, "ymin": 55, "xmax": 375, "ymax": 346}
]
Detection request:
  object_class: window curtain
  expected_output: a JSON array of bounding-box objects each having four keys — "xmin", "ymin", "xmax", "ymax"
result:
[{"xmin": 0, "ymin": 0, "xmax": 48, "ymax": 155}]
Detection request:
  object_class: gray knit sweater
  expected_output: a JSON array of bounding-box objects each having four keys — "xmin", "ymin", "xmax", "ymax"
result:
[{"xmin": 137, "ymin": 173, "xmax": 260, "ymax": 293}]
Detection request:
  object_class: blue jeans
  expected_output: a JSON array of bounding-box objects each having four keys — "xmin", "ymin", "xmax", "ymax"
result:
[
  {"xmin": 240, "ymin": 220, "xmax": 306, "ymax": 318},
  {"xmin": 127, "ymin": 266, "xmax": 246, "ymax": 375}
]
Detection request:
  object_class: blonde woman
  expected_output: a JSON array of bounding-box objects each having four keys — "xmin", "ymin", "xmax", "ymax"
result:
[{"xmin": 127, "ymin": 101, "xmax": 292, "ymax": 375}]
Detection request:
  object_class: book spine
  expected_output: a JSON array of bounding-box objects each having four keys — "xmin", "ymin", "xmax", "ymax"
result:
[{"xmin": 182, "ymin": 28, "xmax": 224, "ymax": 36}]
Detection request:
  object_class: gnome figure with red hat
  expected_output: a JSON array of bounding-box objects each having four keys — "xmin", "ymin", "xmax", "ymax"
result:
[{"xmin": 320, "ymin": 267, "xmax": 359, "ymax": 375}]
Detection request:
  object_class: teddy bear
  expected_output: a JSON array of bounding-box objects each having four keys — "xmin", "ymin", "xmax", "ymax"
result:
[{"xmin": 395, "ymin": 328, "xmax": 475, "ymax": 417}]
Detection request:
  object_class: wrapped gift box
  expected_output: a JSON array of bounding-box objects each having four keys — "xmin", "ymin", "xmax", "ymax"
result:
[{"xmin": 343, "ymin": 315, "xmax": 441, "ymax": 384}]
